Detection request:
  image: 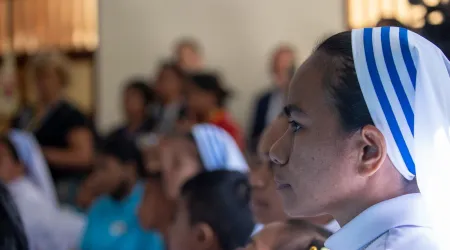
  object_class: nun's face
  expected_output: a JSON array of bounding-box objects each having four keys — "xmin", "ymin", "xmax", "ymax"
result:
[
  {"xmin": 269, "ymin": 53, "xmax": 360, "ymax": 217},
  {"xmin": 161, "ymin": 137, "xmax": 202, "ymax": 199}
]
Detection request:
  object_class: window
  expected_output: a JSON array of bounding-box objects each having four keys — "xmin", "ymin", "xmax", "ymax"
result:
[
  {"xmin": 347, "ymin": 0, "xmax": 448, "ymax": 28},
  {"xmin": 0, "ymin": 0, "xmax": 98, "ymax": 54}
]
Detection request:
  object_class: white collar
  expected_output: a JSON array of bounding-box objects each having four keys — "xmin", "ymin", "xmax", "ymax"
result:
[{"xmin": 325, "ymin": 193, "xmax": 432, "ymax": 250}]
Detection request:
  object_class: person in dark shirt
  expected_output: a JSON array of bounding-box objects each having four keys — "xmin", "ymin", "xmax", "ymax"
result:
[{"xmin": 10, "ymin": 51, "xmax": 94, "ymax": 205}]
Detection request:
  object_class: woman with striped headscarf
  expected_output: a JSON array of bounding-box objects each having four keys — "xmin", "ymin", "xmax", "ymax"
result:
[{"xmin": 268, "ymin": 27, "xmax": 449, "ymax": 249}]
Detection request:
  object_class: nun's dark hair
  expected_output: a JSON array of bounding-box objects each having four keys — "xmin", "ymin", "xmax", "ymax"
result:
[{"xmin": 315, "ymin": 31, "xmax": 374, "ymax": 133}]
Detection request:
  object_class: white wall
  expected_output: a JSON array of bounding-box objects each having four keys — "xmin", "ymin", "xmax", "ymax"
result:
[{"xmin": 97, "ymin": 0, "xmax": 345, "ymax": 133}]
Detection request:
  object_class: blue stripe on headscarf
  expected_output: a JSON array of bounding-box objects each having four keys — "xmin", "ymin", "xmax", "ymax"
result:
[
  {"xmin": 399, "ymin": 28, "xmax": 417, "ymax": 89},
  {"xmin": 363, "ymin": 28, "xmax": 416, "ymax": 175},
  {"xmin": 380, "ymin": 27, "xmax": 415, "ymax": 135}
]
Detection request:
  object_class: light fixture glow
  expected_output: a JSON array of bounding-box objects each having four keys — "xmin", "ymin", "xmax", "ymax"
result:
[
  {"xmin": 423, "ymin": 0, "xmax": 440, "ymax": 7},
  {"xmin": 428, "ymin": 10, "xmax": 445, "ymax": 25}
]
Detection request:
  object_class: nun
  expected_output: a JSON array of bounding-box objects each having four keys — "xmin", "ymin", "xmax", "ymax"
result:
[
  {"xmin": 0, "ymin": 130, "xmax": 85, "ymax": 250},
  {"xmin": 269, "ymin": 27, "xmax": 449, "ymax": 249}
]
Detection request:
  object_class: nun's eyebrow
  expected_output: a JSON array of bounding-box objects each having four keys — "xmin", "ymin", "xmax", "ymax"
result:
[{"xmin": 283, "ymin": 104, "xmax": 306, "ymax": 117}]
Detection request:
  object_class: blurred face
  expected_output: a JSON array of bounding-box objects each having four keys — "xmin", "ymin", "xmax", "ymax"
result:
[
  {"xmin": 177, "ymin": 46, "xmax": 202, "ymax": 72},
  {"xmin": 138, "ymin": 178, "xmax": 175, "ymax": 231},
  {"xmin": 269, "ymin": 53, "xmax": 359, "ymax": 217},
  {"xmin": 92, "ymin": 155, "xmax": 128, "ymax": 195},
  {"xmin": 161, "ymin": 137, "xmax": 202, "ymax": 199},
  {"xmin": 187, "ymin": 85, "xmax": 215, "ymax": 113},
  {"xmin": 124, "ymin": 88, "xmax": 146, "ymax": 120},
  {"xmin": 249, "ymin": 156, "xmax": 285, "ymax": 225},
  {"xmin": 35, "ymin": 67, "xmax": 63, "ymax": 102},
  {"xmin": 274, "ymin": 50, "xmax": 294, "ymax": 75},
  {"xmin": 155, "ymin": 68, "xmax": 182, "ymax": 102},
  {"xmin": 250, "ymin": 115, "xmax": 288, "ymax": 224},
  {"xmin": 0, "ymin": 142, "xmax": 21, "ymax": 182}
]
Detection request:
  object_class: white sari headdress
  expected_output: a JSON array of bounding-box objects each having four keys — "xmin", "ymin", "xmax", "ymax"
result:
[{"xmin": 352, "ymin": 27, "xmax": 450, "ymax": 248}]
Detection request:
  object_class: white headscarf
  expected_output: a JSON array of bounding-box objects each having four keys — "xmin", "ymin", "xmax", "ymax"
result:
[
  {"xmin": 8, "ymin": 129, "xmax": 58, "ymax": 207},
  {"xmin": 352, "ymin": 27, "xmax": 450, "ymax": 248},
  {"xmin": 191, "ymin": 124, "xmax": 248, "ymax": 173}
]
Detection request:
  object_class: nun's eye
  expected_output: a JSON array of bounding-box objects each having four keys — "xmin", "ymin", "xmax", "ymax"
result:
[{"xmin": 288, "ymin": 120, "xmax": 303, "ymax": 133}]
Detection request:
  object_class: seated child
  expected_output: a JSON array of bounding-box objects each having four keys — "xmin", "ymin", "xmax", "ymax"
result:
[
  {"xmin": 169, "ymin": 170, "xmax": 255, "ymax": 250},
  {"xmin": 80, "ymin": 134, "xmax": 163, "ymax": 250}
]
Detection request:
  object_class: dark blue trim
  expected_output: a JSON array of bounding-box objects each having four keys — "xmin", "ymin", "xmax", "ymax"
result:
[
  {"xmin": 399, "ymin": 28, "xmax": 417, "ymax": 89},
  {"xmin": 381, "ymin": 27, "xmax": 415, "ymax": 135},
  {"xmin": 363, "ymin": 28, "xmax": 416, "ymax": 175}
]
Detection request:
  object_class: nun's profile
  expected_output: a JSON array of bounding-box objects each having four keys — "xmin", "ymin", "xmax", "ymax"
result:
[{"xmin": 269, "ymin": 27, "xmax": 449, "ymax": 249}]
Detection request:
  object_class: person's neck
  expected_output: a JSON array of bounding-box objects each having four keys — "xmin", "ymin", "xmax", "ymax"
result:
[
  {"xmin": 330, "ymin": 170, "xmax": 419, "ymax": 226},
  {"xmin": 162, "ymin": 94, "xmax": 180, "ymax": 106},
  {"xmin": 127, "ymin": 115, "xmax": 145, "ymax": 132},
  {"xmin": 111, "ymin": 179, "xmax": 137, "ymax": 201},
  {"xmin": 39, "ymin": 94, "xmax": 62, "ymax": 109}
]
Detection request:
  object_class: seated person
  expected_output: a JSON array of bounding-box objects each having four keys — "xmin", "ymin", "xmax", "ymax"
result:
[
  {"xmin": 186, "ymin": 73, "xmax": 244, "ymax": 149},
  {"xmin": 0, "ymin": 130, "xmax": 85, "ymax": 250},
  {"xmin": 240, "ymin": 219, "xmax": 331, "ymax": 250},
  {"xmin": 161, "ymin": 123, "xmax": 248, "ymax": 200},
  {"xmin": 109, "ymin": 78, "xmax": 155, "ymax": 142},
  {"xmin": 80, "ymin": 135, "xmax": 163, "ymax": 250},
  {"xmin": 169, "ymin": 170, "xmax": 255, "ymax": 250},
  {"xmin": 138, "ymin": 172, "xmax": 175, "ymax": 244}
]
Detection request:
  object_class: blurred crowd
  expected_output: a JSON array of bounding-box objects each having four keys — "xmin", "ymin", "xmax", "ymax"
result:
[
  {"xmin": 0, "ymin": 16, "xmax": 448, "ymax": 250},
  {"xmin": 0, "ymin": 35, "xmax": 334, "ymax": 250}
]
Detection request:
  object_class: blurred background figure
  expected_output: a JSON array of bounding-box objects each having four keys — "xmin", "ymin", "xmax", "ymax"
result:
[
  {"xmin": 186, "ymin": 74, "xmax": 244, "ymax": 149},
  {"xmin": 161, "ymin": 123, "xmax": 247, "ymax": 200},
  {"xmin": 174, "ymin": 38, "xmax": 204, "ymax": 73},
  {"xmin": 109, "ymin": 78, "xmax": 155, "ymax": 142},
  {"xmin": 0, "ymin": 130, "xmax": 84, "ymax": 250},
  {"xmin": 239, "ymin": 220, "xmax": 331, "ymax": 250},
  {"xmin": 80, "ymin": 134, "xmax": 163, "ymax": 250},
  {"xmin": 138, "ymin": 172, "xmax": 176, "ymax": 245},
  {"xmin": 169, "ymin": 170, "xmax": 255, "ymax": 250},
  {"xmin": 152, "ymin": 62, "xmax": 188, "ymax": 134},
  {"xmin": 10, "ymin": 51, "xmax": 94, "ymax": 206},
  {"xmin": 249, "ymin": 45, "xmax": 295, "ymax": 151}
]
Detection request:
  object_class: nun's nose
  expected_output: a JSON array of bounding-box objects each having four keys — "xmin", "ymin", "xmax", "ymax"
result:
[{"xmin": 269, "ymin": 131, "xmax": 291, "ymax": 166}]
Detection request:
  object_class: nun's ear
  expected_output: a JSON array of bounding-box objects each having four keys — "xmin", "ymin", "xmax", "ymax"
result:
[{"xmin": 357, "ymin": 125, "xmax": 387, "ymax": 177}]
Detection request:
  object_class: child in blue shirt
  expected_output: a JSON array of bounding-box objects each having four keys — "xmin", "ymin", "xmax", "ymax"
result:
[{"xmin": 80, "ymin": 134, "xmax": 164, "ymax": 250}]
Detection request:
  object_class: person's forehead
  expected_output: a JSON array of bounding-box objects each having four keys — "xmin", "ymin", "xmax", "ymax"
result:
[{"xmin": 287, "ymin": 54, "xmax": 326, "ymax": 110}]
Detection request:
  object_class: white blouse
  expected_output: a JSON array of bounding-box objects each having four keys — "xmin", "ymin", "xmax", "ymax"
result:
[
  {"xmin": 8, "ymin": 177, "xmax": 85, "ymax": 250},
  {"xmin": 325, "ymin": 194, "xmax": 439, "ymax": 250}
]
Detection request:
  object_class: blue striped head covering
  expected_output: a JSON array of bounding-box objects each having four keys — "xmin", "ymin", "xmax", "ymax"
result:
[
  {"xmin": 8, "ymin": 129, "xmax": 58, "ymax": 207},
  {"xmin": 352, "ymin": 27, "xmax": 450, "ymax": 247},
  {"xmin": 191, "ymin": 124, "xmax": 248, "ymax": 173}
]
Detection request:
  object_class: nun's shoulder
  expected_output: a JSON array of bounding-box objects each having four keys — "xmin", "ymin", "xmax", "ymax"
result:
[{"xmin": 366, "ymin": 226, "xmax": 438, "ymax": 250}]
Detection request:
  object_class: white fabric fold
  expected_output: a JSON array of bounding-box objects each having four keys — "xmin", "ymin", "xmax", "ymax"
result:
[{"xmin": 352, "ymin": 27, "xmax": 450, "ymax": 249}]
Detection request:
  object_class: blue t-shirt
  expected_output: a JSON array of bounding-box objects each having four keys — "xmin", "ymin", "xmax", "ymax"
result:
[{"xmin": 80, "ymin": 183, "xmax": 164, "ymax": 250}]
